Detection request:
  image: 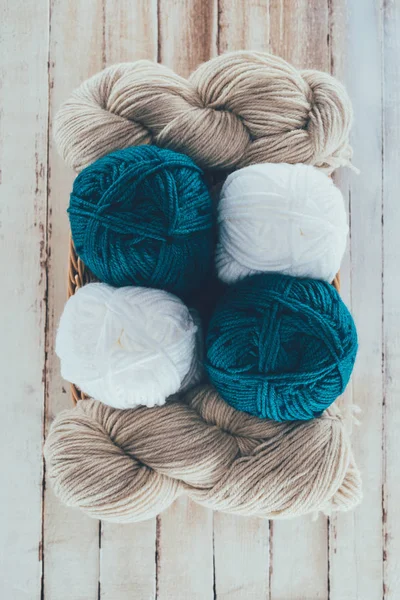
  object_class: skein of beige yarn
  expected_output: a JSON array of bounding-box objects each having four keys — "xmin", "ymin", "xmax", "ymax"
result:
[
  {"xmin": 44, "ymin": 385, "xmax": 362, "ymax": 522},
  {"xmin": 54, "ymin": 51, "xmax": 353, "ymax": 174}
]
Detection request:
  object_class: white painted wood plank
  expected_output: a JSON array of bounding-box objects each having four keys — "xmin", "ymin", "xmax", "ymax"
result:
[
  {"xmin": 328, "ymin": 1, "xmax": 384, "ymax": 598},
  {"xmin": 0, "ymin": 2, "xmax": 48, "ymax": 598},
  {"xmin": 213, "ymin": 6, "xmax": 271, "ymax": 598},
  {"xmin": 100, "ymin": 521, "xmax": 156, "ymax": 600},
  {"xmin": 218, "ymin": 0, "xmax": 270, "ymax": 53},
  {"xmin": 156, "ymin": 5, "xmax": 217, "ymax": 597},
  {"xmin": 156, "ymin": 498, "xmax": 213, "ymax": 600},
  {"xmin": 327, "ymin": 173, "xmax": 359, "ymax": 598},
  {"xmin": 268, "ymin": 3, "xmax": 330, "ymax": 598},
  {"xmin": 99, "ymin": 3, "xmax": 158, "ymax": 598},
  {"xmin": 327, "ymin": 2, "xmax": 360, "ymax": 598},
  {"xmin": 270, "ymin": 518, "xmax": 328, "ymax": 600},
  {"xmin": 382, "ymin": 0, "xmax": 400, "ymax": 597},
  {"xmin": 213, "ymin": 513, "xmax": 269, "ymax": 600},
  {"xmin": 269, "ymin": 0, "xmax": 329, "ymax": 71},
  {"xmin": 158, "ymin": 0, "xmax": 218, "ymax": 77},
  {"xmin": 43, "ymin": 2, "xmax": 104, "ymax": 598},
  {"xmin": 104, "ymin": 0, "xmax": 158, "ymax": 63}
]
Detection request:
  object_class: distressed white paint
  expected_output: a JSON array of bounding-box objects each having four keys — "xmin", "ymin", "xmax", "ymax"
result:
[
  {"xmin": 268, "ymin": 3, "xmax": 331, "ymax": 597},
  {"xmin": 382, "ymin": 0, "xmax": 400, "ymax": 598},
  {"xmin": 100, "ymin": 6, "xmax": 160, "ymax": 597},
  {"xmin": 43, "ymin": 1, "xmax": 103, "ymax": 598},
  {"xmin": 329, "ymin": 1, "xmax": 385, "ymax": 599},
  {"xmin": 0, "ymin": 2, "xmax": 48, "ymax": 599},
  {"xmin": 1, "ymin": 1, "xmax": 398, "ymax": 598}
]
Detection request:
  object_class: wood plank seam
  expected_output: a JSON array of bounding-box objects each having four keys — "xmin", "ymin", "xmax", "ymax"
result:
[
  {"xmin": 156, "ymin": 514, "xmax": 161, "ymax": 599},
  {"xmin": 267, "ymin": 8, "xmax": 273, "ymax": 598},
  {"xmin": 41, "ymin": 1, "xmax": 52, "ymax": 598},
  {"xmin": 381, "ymin": 1, "xmax": 387, "ymax": 596},
  {"xmin": 97, "ymin": 5, "xmax": 107, "ymax": 597},
  {"xmin": 156, "ymin": 4, "xmax": 161, "ymax": 598},
  {"xmin": 327, "ymin": 2, "xmax": 334, "ymax": 595},
  {"xmin": 212, "ymin": 515, "xmax": 217, "ymax": 600},
  {"xmin": 380, "ymin": 2, "xmax": 386, "ymax": 597}
]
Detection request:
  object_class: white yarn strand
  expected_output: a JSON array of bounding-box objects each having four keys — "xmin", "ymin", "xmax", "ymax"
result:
[
  {"xmin": 216, "ymin": 162, "xmax": 348, "ymax": 284},
  {"xmin": 56, "ymin": 283, "xmax": 200, "ymax": 409}
]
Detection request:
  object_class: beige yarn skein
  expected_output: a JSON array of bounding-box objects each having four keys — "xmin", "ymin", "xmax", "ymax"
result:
[
  {"xmin": 54, "ymin": 51, "xmax": 353, "ymax": 174},
  {"xmin": 44, "ymin": 385, "xmax": 362, "ymax": 523}
]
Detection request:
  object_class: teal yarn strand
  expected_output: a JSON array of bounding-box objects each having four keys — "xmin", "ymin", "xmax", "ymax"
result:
[
  {"xmin": 68, "ymin": 145, "xmax": 214, "ymax": 295},
  {"xmin": 206, "ymin": 273, "xmax": 358, "ymax": 421}
]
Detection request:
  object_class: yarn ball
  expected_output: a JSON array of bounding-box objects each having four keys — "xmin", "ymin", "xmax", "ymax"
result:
[
  {"xmin": 206, "ymin": 274, "xmax": 358, "ymax": 421},
  {"xmin": 44, "ymin": 384, "xmax": 362, "ymax": 523},
  {"xmin": 216, "ymin": 162, "xmax": 348, "ymax": 284},
  {"xmin": 56, "ymin": 283, "xmax": 203, "ymax": 409},
  {"xmin": 68, "ymin": 145, "xmax": 214, "ymax": 295},
  {"xmin": 54, "ymin": 51, "xmax": 353, "ymax": 174}
]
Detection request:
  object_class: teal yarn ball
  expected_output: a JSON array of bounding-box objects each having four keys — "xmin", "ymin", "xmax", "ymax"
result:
[
  {"xmin": 68, "ymin": 145, "xmax": 214, "ymax": 295},
  {"xmin": 206, "ymin": 273, "xmax": 358, "ymax": 421}
]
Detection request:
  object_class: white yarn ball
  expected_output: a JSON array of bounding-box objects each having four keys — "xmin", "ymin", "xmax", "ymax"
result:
[
  {"xmin": 216, "ymin": 163, "xmax": 348, "ymax": 284},
  {"xmin": 56, "ymin": 283, "xmax": 202, "ymax": 409}
]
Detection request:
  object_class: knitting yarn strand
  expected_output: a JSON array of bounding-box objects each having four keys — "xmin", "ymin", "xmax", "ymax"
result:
[
  {"xmin": 54, "ymin": 51, "xmax": 353, "ymax": 174},
  {"xmin": 44, "ymin": 385, "xmax": 362, "ymax": 523}
]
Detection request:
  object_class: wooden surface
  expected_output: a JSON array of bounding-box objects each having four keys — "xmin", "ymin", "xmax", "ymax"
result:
[{"xmin": 1, "ymin": 1, "xmax": 399, "ymax": 598}]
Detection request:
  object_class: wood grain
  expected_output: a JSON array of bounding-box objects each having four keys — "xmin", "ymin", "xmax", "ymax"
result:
[
  {"xmin": 269, "ymin": 0, "xmax": 329, "ymax": 70},
  {"xmin": 327, "ymin": 2, "xmax": 359, "ymax": 598},
  {"xmin": 43, "ymin": 2, "xmax": 103, "ymax": 598},
  {"xmin": 382, "ymin": 0, "xmax": 400, "ymax": 597},
  {"xmin": 329, "ymin": 2, "xmax": 384, "ymax": 599},
  {"xmin": 1, "ymin": 1, "xmax": 397, "ymax": 598},
  {"xmin": 158, "ymin": 0, "xmax": 218, "ymax": 77},
  {"xmin": 213, "ymin": 513, "xmax": 269, "ymax": 600},
  {"xmin": 214, "ymin": 5, "xmax": 271, "ymax": 598},
  {"xmin": 100, "ymin": 521, "xmax": 157, "ymax": 600},
  {"xmin": 156, "ymin": 4, "xmax": 216, "ymax": 597},
  {"xmin": 218, "ymin": 0, "xmax": 270, "ymax": 52},
  {"xmin": 100, "ymin": 4, "xmax": 159, "ymax": 598},
  {"xmin": 104, "ymin": 0, "xmax": 158, "ymax": 63},
  {"xmin": 268, "ymin": 3, "xmax": 330, "ymax": 598},
  {"xmin": 157, "ymin": 498, "xmax": 214, "ymax": 600},
  {"xmin": 0, "ymin": 2, "xmax": 48, "ymax": 599}
]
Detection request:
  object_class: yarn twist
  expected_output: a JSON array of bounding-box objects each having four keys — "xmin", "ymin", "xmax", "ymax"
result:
[
  {"xmin": 216, "ymin": 162, "xmax": 348, "ymax": 284},
  {"xmin": 206, "ymin": 273, "xmax": 358, "ymax": 421},
  {"xmin": 56, "ymin": 283, "xmax": 203, "ymax": 409},
  {"xmin": 44, "ymin": 385, "xmax": 362, "ymax": 522},
  {"xmin": 54, "ymin": 51, "xmax": 353, "ymax": 174},
  {"xmin": 68, "ymin": 145, "xmax": 214, "ymax": 294}
]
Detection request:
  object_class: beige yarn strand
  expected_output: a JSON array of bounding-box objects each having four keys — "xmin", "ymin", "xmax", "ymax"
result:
[
  {"xmin": 54, "ymin": 51, "xmax": 353, "ymax": 174},
  {"xmin": 44, "ymin": 385, "xmax": 362, "ymax": 523}
]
